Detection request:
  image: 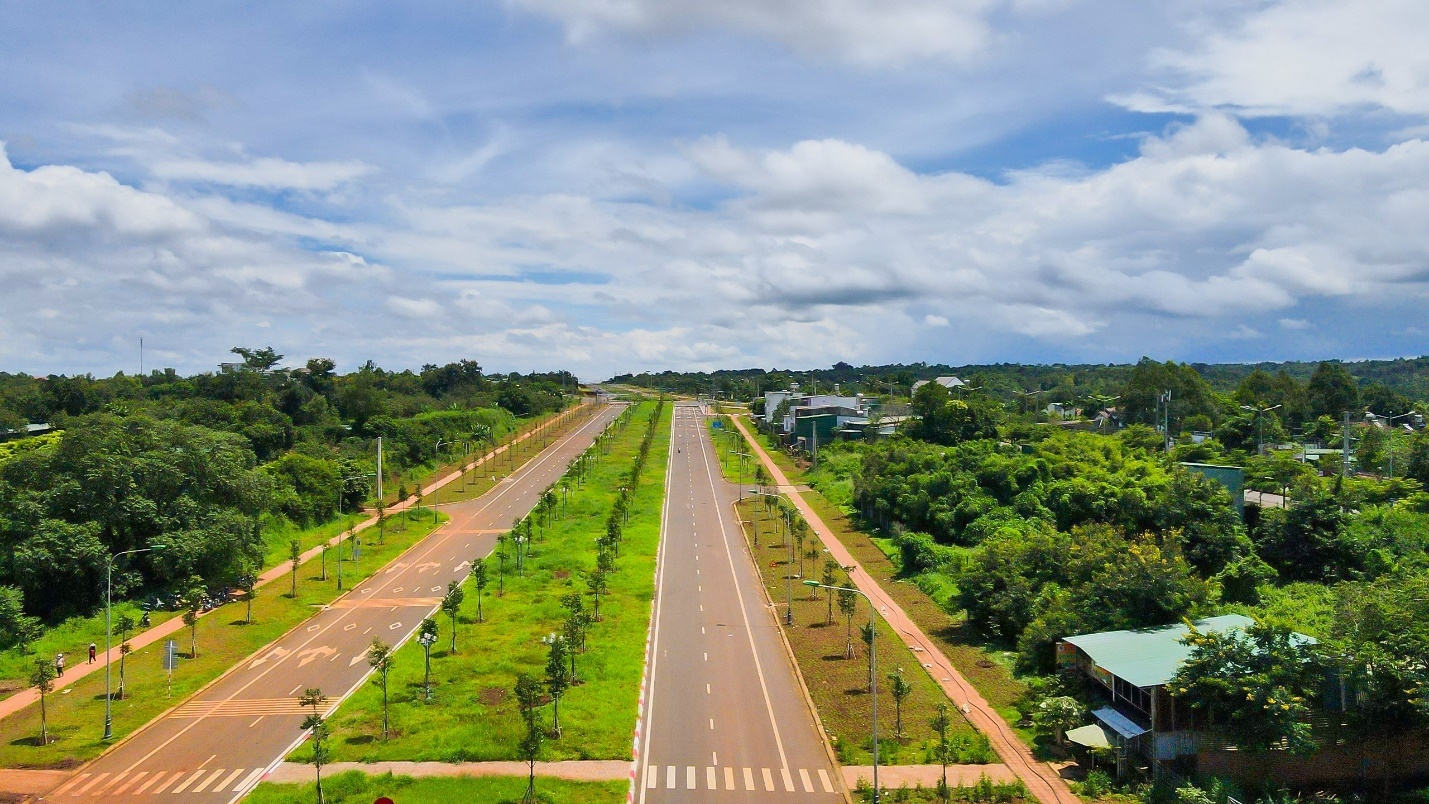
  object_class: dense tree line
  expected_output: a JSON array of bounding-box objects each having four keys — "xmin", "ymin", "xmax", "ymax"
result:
[{"xmin": 0, "ymin": 349, "xmax": 575, "ymax": 635}]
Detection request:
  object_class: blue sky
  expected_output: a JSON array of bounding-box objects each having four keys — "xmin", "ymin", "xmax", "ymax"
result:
[{"xmin": 2, "ymin": 0, "xmax": 1427, "ymax": 380}]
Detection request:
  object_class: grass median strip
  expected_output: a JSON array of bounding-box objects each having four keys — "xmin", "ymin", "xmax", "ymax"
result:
[
  {"xmin": 735, "ymin": 497, "xmax": 990, "ymax": 766},
  {"xmin": 300, "ymin": 401, "xmax": 670, "ymax": 763},
  {"xmin": 0, "ymin": 508, "xmax": 444, "ymax": 769},
  {"xmin": 248, "ymin": 771, "xmax": 625, "ymax": 804}
]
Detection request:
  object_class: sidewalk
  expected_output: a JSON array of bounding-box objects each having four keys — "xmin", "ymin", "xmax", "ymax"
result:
[
  {"xmin": 731, "ymin": 415, "xmax": 1080, "ymax": 804},
  {"xmin": 0, "ymin": 407, "xmax": 585, "ymax": 724},
  {"xmin": 267, "ymin": 760, "xmax": 628, "ymax": 784}
]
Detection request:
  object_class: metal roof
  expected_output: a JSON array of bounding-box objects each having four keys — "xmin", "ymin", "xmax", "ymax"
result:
[
  {"xmin": 1092, "ymin": 707, "xmax": 1149, "ymax": 740},
  {"xmin": 1062, "ymin": 614, "xmax": 1255, "ymax": 689}
]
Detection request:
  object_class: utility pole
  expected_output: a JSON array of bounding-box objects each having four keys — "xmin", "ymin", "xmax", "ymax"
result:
[{"xmin": 1343, "ymin": 410, "xmax": 1352, "ymax": 477}]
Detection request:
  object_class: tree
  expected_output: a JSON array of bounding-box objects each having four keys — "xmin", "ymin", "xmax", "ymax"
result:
[
  {"xmin": 441, "ymin": 581, "xmax": 465, "ymax": 654},
  {"xmin": 838, "ymin": 587, "xmax": 858, "ymax": 659},
  {"xmin": 181, "ymin": 575, "xmax": 205, "ymax": 658},
  {"xmin": 471, "ymin": 558, "xmax": 488, "ymax": 621},
  {"xmin": 419, "ymin": 617, "xmax": 439, "ymax": 699},
  {"xmin": 514, "ymin": 672, "xmax": 546, "ymax": 803},
  {"xmin": 545, "ymin": 634, "xmax": 571, "ymax": 737},
  {"xmin": 115, "ymin": 611, "xmax": 136, "ymax": 699},
  {"xmin": 910, "ymin": 382, "xmax": 1001, "ymax": 445},
  {"xmin": 30, "ymin": 657, "xmax": 55, "ymax": 745},
  {"xmin": 888, "ymin": 668, "xmax": 912, "ymax": 738},
  {"xmin": 298, "ymin": 687, "xmax": 330, "ymax": 804},
  {"xmin": 0, "ymin": 585, "xmax": 40, "ymax": 650},
  {"xmin": 366, "ymin": 638, "xmax": 394, "ymax": 740},
  {"xmin": 930, "ymin": 703, "xmax": 953, "ymax": 803},
  {"xmin": 496, "ymin": 533, "xmax": 508, "ymax": 596},
  {"xmin": 822, "ymin": 561, "xmax": 839, "ymax": 624},
  {"xmin": 289, "ymin": 539, "xmax": 302, "ymax": 597},
  {"xmin": 230, "ymin": 346, "xmax": 284, "ymax": 372},
  {"xmin": 241, "ymin": 571, "xmax": 257, "ymax": 625},
  {"xmin": 1168, "ymin": 622, "xmax": 1321, "ymax": 754},
  {"xmin": 587, "ymin": 568, "xmax": 608, "ymax": 621},
  {"xmin": 1032, "ymin": 696, "xmax": 1084, "ymax": 747},
  {"xmin": 1307, "ymin": 361, "xmax": 1360, "ymax": 419}
]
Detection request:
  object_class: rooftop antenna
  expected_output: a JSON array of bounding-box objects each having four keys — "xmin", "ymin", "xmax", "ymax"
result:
[{"xmin": 139, "ymin": 337, "xmax": 144, "ymax": 377}]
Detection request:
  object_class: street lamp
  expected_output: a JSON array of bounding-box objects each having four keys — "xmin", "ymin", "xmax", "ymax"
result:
[
  {"xmin": 337, "ymin": 473, "xmax": 375, "ymax": 590},
  {"xmin": 1367, "ymin": 410, "xmax": 1419, "ymax": 479},
  {"xmin": 1239, "ymin": 403, "xmax": 1283, "ymax": 456},
  {"xmin": 417, "ymin": 628, "xmax": 438, "ymax": 701},
  {"xmin": 733, "ymin": 451, "xmax": 752, "ymax": 501},
  {"xmin": 804, "ymin": 579, "xmax": 880, "ymax": 802},
  {"xmin": 105, "ymin": 545, "xmax": 166, "ymax": 740}
]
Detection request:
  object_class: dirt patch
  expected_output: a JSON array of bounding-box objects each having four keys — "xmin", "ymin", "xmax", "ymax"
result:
[
  {"xmin": 553, "ymin": 570, "xmax": 570, "ymax": 579},
  {"xmin": 478, "ymin": 686, "xmax": 507, "ymax": 706}
]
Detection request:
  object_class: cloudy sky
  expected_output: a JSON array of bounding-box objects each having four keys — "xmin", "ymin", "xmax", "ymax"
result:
[{"xmin": 3, "ymin": 1, "xmax": 1428, "ymax": 379}]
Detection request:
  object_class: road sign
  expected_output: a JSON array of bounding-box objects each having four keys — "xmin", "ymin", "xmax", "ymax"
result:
[{"xmin": 162, "ymin": 640, "xmax": 178, "ymax": 671}]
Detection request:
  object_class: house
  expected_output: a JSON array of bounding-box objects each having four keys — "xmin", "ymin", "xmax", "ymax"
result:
[
  {"xmin": 1045, "ymin": 402, "xmax": 1079, "ymax": 420},
  {"xmin": 1056, "ymin": 615, "xmax": 1315, "ymax": 777},
  {"xmin": 911, "ymin": 376, "xmax": 965, "ymax": 393}
]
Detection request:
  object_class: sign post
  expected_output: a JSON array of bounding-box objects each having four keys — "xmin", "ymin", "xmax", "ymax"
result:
[{"xmin": 163, "ymin": 640, "xmax": 178, "ymax": 697}]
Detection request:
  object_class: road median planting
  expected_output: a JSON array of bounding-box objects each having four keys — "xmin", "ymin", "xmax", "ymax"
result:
[{"xmin": 299, "ymin": 400, "xmax": 671, "ymax": 764}]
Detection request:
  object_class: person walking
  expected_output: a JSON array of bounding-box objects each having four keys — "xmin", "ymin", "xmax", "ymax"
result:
[
  {"xmin": 55, "ymin": 653, "xmax": 65, "ymax": 677},
  {"xmin": 89, "ymin": 643, "xmax": 97, "ymax": 664}
]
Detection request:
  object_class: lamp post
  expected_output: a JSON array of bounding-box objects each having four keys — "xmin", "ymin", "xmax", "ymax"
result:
[
  {"xmin": 733, "ymin": 451, "xmax": 752, "ymax": 501},
  {"xmin": 105, "ymin": 545, "xmax": 166, "ymax": 740},
  {"xmin": 1367, "ymin": 410, "xmax": 1419, "ymax": 479},
  {"xmin": 804, "ymin": 579, "xmax": 879, "ymax": 802},
  {"xmin": 1239, "ymin": 403, "xmax": 1283, "ymax": 456},
  {"xmin": 337, "ymin": 473, "xmax": 375, "ymax": 591}
]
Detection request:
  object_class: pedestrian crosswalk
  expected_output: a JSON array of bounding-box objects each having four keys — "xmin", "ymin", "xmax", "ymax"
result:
[
  {"xmin": 644, "ymin": 765, "xmax": 837, "ymax": 794},
  {"xmin": 47, "ymin": 767, "xmax": 266, "ymax": 799}
]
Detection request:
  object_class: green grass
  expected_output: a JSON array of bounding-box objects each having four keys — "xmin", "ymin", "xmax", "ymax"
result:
[
  {"xmin": 248, "ymin": 771, "xmax": 625, "ymax": 804},
  {"xmin": 729, "ymin": 415, "xmax": 1033, "ymax": 744},
  {"xmin": 0, "ymin": 508, "xmax": 445, "ymax": 769},
  {"xmin": 300, "ymin": 402, "xmax": 670, "ymax": 763},
  {"xmin": 736, "ymin": 499, "xmax": 986, "ymax": 766}
]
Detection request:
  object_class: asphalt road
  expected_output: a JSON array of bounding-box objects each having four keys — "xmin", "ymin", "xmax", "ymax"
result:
[
  {"xmin": 40, "ymin": 401, "xmax": 625, "ymax": 804},
  {"xmin": 637, "ymin": 402, "xmax": 841, "ymax": 802}
]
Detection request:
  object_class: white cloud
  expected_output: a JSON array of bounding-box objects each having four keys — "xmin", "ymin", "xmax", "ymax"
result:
[
  {"xmin": 150, "ymin": 156, "xmax": 375, "ymax": 190},
  {"xmin": 925, "ymin": 314, "xmax": 950, "ymax": 327},
  {"xmin": 1279, "ymin": 318, "xmax": 1311, "ymax": 330},
  {"xmin": 1117, "ymin": 0, "xmax": 1429, "ymax": 117},
  {"xmin": 510, "ymin": 0, "xmax": 1002, "ymax": 67}
]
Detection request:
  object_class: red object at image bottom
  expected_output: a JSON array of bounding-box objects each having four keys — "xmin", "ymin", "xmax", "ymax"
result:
[{"xmin": 374, "ymin": 798, "xmax": 395, "ymax": 804}]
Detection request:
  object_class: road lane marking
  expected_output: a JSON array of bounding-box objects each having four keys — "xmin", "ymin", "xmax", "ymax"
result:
[
  {"xmin": 707, "ymin": 766, "xmax": 716, "ymax": 789},
  {"xmin": 709, "ymin": 718, "xmax": 714, "ymax": 729},
  {"xmin": 111, "ymin": 771, "xmax": 145, "ymax": 795},
  {"xmin": 800, "ymin": 768, "xmax": 814, "ymax": 792},
  {"xmin": 646, "ymin": 765, "xmax": 656, "ymax": 789},
  {"xmin": 75, "ymin": 773, "xmax": 107, "ymax": 795},
  {"xmin": 706, "ymin": 683, "xmax": 710, "ymax": 694},
  {"xmin": 762, "ymin": 768, "xmax": 775, "ymax": 791},
  {"xmin": 212, "ymin": 765, "xmax": 244, "ymax": 794},
  {"xmin": 725, "ymin": 766, "xmax": 736, "ymax": 790},
  {"xmin": 744, "ymin": 768, "xmax": 755, "ymax": 790},
  {"xmin": 235, "ymin": 768, "xmax": 265, "ymax": 794},
  {"xmin": 666, "ymin": 765, "xmax": 675, "ymax": 789},
  {"xmin": 49, "ymin": 773, "xmax": 87, "ymax": 797},
  {"xmin": 91, "ymin": 771, "xmax": 124, "ymax": 795},
  {"xmin": 288, "ymin": 684, "xmax": 302, "ymax": 695},
  {"xmin": 131, "ymin": 771, "xmax": 163, "ymax": 794},
  {"xmin": 191, "ymin": 768, "xmax": 225, "ymax": 792},
  {"xmin": 250, "ymin": 716, "xmax": 264, "ymax": 727},
  {"xmin": 686, "ymin": 766, "xmax": 695, "ymax": 790},
  {"xmin": 170, "ymin": 769, "xmax": 205, "ymax": 793},
  {"xmin": 782, "ymin": 768, "xmax": 795, "ymax": 792},
  {"xmin": 818, "ymin": 769, "xmax": 835, "ymax": 793},
  {"xmin": 147, "ymin": 771, "xmax": 181, "ymax": 794}
]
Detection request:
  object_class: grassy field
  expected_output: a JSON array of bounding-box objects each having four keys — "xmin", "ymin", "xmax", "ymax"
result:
[
  {"xmin": 248, "ymin": 771, "xmax": 625, "ymax": 804},
  {"xmin": 0, "ymin": 507, "xmax": 445, "ymax": 769},
  {"xmin": 731, "ymin": 419, "xmax": 1032, "ymax": 741},
  {"xmin": 298, "ymin": 401, "xmax": 669, "ymax": 763},
  {"xmin": 736, "ymin": 498, "xmax": 987, "ymax": 766}
]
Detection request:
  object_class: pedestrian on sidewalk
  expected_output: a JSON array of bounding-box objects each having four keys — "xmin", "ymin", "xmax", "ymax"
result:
[
  {"xmin": 55, "ymin": 653, "xmax": 65, "ymax": 676},
  {"xmin": 89, "ymin": 643, "xmax": 97, "ymax": 663}
]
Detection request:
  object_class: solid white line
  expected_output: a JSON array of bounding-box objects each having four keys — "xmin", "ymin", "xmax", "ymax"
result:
[
  {"xmin": 695, "ymin": 413, "xmax": 791, "ymax": 770},
  {"xmin": 635, "ymin": 402, "xmax": 675, "ymax": 804}
]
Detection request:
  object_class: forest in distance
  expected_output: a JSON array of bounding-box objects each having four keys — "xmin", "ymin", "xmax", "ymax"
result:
[{"xmin": 0, "ymin": 348, "xmax": 577, "ymax": 644}]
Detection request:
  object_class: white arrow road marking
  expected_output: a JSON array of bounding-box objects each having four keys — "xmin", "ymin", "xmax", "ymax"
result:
[
  {"xmin": 385, "ymin": 563, "xmax": 408, "ymax": 574},
  {"xmin": 455, "ymin": 560, "xmax": 470, "ymax": 572},
  {"xmin": 249, "ymin": 647, "xmax": 291, "ymax": 669},
  {"xmin": 350, "ymin": 655, "xmax": 367, "ymax": 667},
  {"xmin": 415, "ymin": 562, "xmax": 441, "ymax": 573},
  {"xmin": 296, "ymin": 646, "xmax": 336, "ymax": 667}
]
